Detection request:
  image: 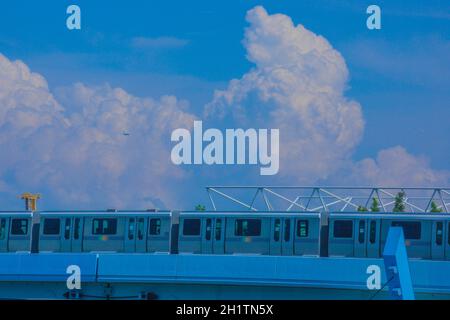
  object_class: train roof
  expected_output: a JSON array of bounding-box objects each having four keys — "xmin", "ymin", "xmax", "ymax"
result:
[
  {"xmin": 179, "ymin": 211, "xmax": 321, "ymax": 217},
  {"xmin": 329, "ymin": 212, "xmax": 450, "ymax": 219},
  {"xmin": 0, "ymin": 211, "xmax": 33, "ymax": 216},
  {"xmin": 0, "ymin": 210, "xmax": 171, "ymax": 216},
  {"xmin": 36, "ymin": 210, "xmax": 171, "ymax": 216}
]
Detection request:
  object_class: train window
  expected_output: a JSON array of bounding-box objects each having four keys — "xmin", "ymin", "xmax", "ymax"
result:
[
  {"xmin": 74, "ymin": 218, "xmax": 80, "ymax": 240},
  {"xmin": 391, "ymin": 221, "xmax": 421, "ymax": 240},
  {"xmin": 43, "ymin": 218, "xmax": 60, "ymax": 235},
  {"xmin": 0, "ymin": 219, "xmax": 5, "ymax": 240},
  {"xmin": 11, "ymin": 219, "xmax": 28, "ymax": 235},
  {"xmin": 274, "ymin": 219, "xmax": 281, "ymax": 241},
  {"xmin": 183, "ymin": 219, "xmax": 201, "ymax": 236},
  {"xmin": 235, "ymin": 219, "xmax": 261, "ymax": 237},
  {"xmin": 436, "ymin": 222, "xmax": 443, "ymax": 246},
  {"xmin": 215, "ymin": 219, "xmax": 222, "ymax": 240},
  {"xmin": 297, "ymin": 220, "xmax": 308, "ymax": 238},
  {"xmin": 64, "ymin": 218, "xmax": 71, "ymax": 240},
  {"xmin": 128, "ymin": 218, "xmax": 135, "ymax": 240},
  {"xmin": 333, "ymin": 220, "xmax": 353, "ymax": 238},
  {"xmin": 369, "ymin": 220, "xmax": 376, "ymax": 244},
  {"xmin": 149, "ymin": 219, "xmax": 161, "ymax": 235},
  {"xmin": 358, "ymin": 220, "xmax": 365, "ymax": 244},
  {"xmin": 284, "ymin": 219, "xmax": 291, "ymax": 241},
  {"xmin": 205, "ymin": 219, "xmax": 212, "ymax": 240},
  {"xmin": 137, "ymin": 218, "xmax": 144, "ymax": 240},
  {"xmin": 92, "ymin": 218, "xmax": 117, "ymax": 235}
]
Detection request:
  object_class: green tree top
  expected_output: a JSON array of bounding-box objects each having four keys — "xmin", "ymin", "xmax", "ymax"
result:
[
  {"xmin": 370, "ymin": 197, "xmax": 381, "ymax": 212},
  {"xmin": 393, "ymin": 191, "xmax": 406, "ymax": 212},
  {"xmin": 357, "ymin": 205, "xmax": 368, "ymax": 212},
  {"xmin": 195, "ymin": 204, "xmax": 206, "ymax": 211},
  {"xmin": 430, "ymin": 201, "xmax": 443, "ymax": 213}
]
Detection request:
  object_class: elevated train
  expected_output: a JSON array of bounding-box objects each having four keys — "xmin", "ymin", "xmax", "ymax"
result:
[{"xmin": 0, "ymin": 210, "xmax": 449, "ymax": 260}]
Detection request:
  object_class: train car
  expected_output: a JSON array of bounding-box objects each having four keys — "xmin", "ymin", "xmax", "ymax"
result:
[
  {"xmin": 0, "ymin": 212, "xmax": 33, "ymax": 252},
  {"xmin": 177, "ymin": 212, "xmax": 321, "ymax": 256},
  {"xmin": 328, "ymin": 213, "xmax": 382, "ymax": 258},
  {"xmin": 328, "ymin": 212, "xmax": 450, "ymax": 260},
  {"xmin": 37, "ymin": 211, "xmax": 172, "ymax": 253},
  {"xmin": 3, "ymin": 208, "xmax": 450, "ymax": 261},
  {"xmin": 379, "ymin": 214, "xmax": 450, "ymax": 260}
]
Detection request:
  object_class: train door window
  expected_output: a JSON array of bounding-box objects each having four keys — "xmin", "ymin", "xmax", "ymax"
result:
[
  {"xmin": 64, "ymin": 218, "xmax": 71, "ymax": 240},
  {"xmin": 297, "ymin": 220, "xmax": 309, "ymax": 238},
  {"xmin": 333, "ymin": 220, "xmax": 353, "ymax": 238},
  {"xmin": 274, "ymin": 219, "xmax": 281, "ymax": 241},
  {"xmin": 43, "ymin": 218, "xmax": 61, "ymax": 235},
  {"xmin": 205, "ymin": 219, "xmax": 212, "ymax": 240},
  {"xmin": 74, "ymin": 218, "xmax": 80, "ymax": 240},
  {"xmin": 436, "ymin": 222, "xmax": 443, "ymax": 246},
  {"xmin": 92, "ymin": 218, "xmax": 117, "ymax": 235},
  {"xmin": 149, "ymin": 219, "xmax": 161, "ymax": 235},
  {"xmin": 284, "ymin": 220, "xmax": 291, "ymax": 242},
  {"xmin": 137, "ymin": 218, "xmax": 144, "ymax": 240},
  {"xmin": 0, "ymin": 219, "xmax": 5, "ymax": 240},
  {"xmin": 215, "ymin": 219, "xmax": 222, "ymax": 240},
  {"xmin": 11, "ymin": 219, "xmax": 28, "ymax": 235},
  {"xmin": 128, "ymin": 218, "xmax": 135, "ymax": 240},
  {"xmin": 369, "ymin": 220, "xmax": 376, "ymax": 244},
  {"xmin": 391, "ymin": 221, "xmax": 421, "ymax": 240},
  {"xmin": 358, "ymin": 220, "xmax": 366, "ymax": 243},
  {"xmin": 235, "ymin": 219, "xmax": 261, "ymax": 237},
  {"xmin": 183, "ymin": 219, "xmax": 201, "ymax": 236}
]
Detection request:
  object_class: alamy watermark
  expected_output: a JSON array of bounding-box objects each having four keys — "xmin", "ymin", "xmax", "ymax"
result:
[
  {"xmin": 66, "ymin": 264, "xmax": 81, "ymax": 290},
  {"xmin": 171, "ymin": 121, "xmax": 279, "ymax": 175},
  {"xmin": 366, "ymin": 265, "xmax": 381, "ymax": 290}
]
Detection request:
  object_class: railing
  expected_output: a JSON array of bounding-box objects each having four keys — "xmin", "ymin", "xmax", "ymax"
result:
[{"xmin": 206, "ymin": 186, "xmax": 450, "ymax": 213}]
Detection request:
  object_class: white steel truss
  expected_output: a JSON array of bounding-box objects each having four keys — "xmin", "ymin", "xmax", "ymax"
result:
[{"xmin": 205, "ymin": 186, "xmax": 450, "ymax": 213}]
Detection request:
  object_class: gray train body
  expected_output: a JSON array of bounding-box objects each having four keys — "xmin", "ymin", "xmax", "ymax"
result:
[{"xmin": 0, "ymin": 210, "xmax": 449, "ymax": 260}]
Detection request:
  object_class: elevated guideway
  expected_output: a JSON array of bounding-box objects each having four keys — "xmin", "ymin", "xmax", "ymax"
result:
[{"xmin": 0, "ymin": 252, "xmax": 449, "ymax": 299}]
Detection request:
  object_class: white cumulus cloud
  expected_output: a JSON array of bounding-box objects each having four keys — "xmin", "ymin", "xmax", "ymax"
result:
[
  {"xmin": 0, "ymin": 53, "xmax": 196, "ymax": 209},
  {"xmin": 205, "ymin": 6, "xmax": 365, "ymax": 182},
  {"xmin": 346, "ymin": 146, "xmax": 450, "ymax": 187}
]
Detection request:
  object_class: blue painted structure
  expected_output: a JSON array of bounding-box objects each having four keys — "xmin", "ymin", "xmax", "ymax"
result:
[
  {"xmin": 0, "ymin": 252, "xmax": 450, "ymax": 299},
  {"xmin": 383, "ymin": 227, "xmax": 415, "ymax": 300}
]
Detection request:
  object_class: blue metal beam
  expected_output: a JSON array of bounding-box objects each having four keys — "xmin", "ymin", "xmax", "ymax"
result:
[{"xmin": 382, "ymin": 227, "xmax": 415, "ymax": 300}]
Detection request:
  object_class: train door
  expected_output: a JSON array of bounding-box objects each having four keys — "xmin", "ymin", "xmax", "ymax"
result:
[
  {"xmin": 366, "ymin": 219, "xmax": 381, "ymax": 258},
  {"xmin": 282, "ymin": 218, "xmax": 294, "ymax": 256},
  {"xmin": 0, "ymin": 217, "xmax": 8, "ymax": 252},
  {"xmin": 200, "ymin": 217, "xmax": 225, "ymax": 254},
  {"xmin": 135, "ymin": 217, "xmax": 146, "ymax": 253},
  {"xmin": 354, "ymin": 219, "xmax": 367, "ymax": 257},
  {"xmin": 201, "ymin": 217, "xmax": 213, "ymax": 254},
  {"xmin": 354, "ymin": 218, "xmax": 380, "ymax": 258},
  {"xmin": 431, "ymin": 220, "xmax": 445, "ymax": 260},
  {"xmin": 125, "ymin": 217, "xmax": 147, "ymax": 252},
  {"xmin": 71, "ymin": 217, "xmax": 83, "ymax": 252},
  {"xmin": 61, "ymin": 217, "xmax": 72, "ymax": 252},
  {"xmin": 269, "ymin": 218, "xmax": 282, "ymax": 255},
  {"xmin": 212, "ymin": 218, "xmax": 225, "ymax": 254}
]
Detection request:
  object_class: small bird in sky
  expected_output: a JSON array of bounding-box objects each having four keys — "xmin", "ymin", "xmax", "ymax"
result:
[{"xmin": 122, "ymin": 131, "xmax": 130, "ymax": 136}]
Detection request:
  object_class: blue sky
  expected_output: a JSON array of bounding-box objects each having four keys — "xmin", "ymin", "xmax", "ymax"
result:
[{"xmin": 0, "ymin": 1, "xmax": 449, "ymax": 210}]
